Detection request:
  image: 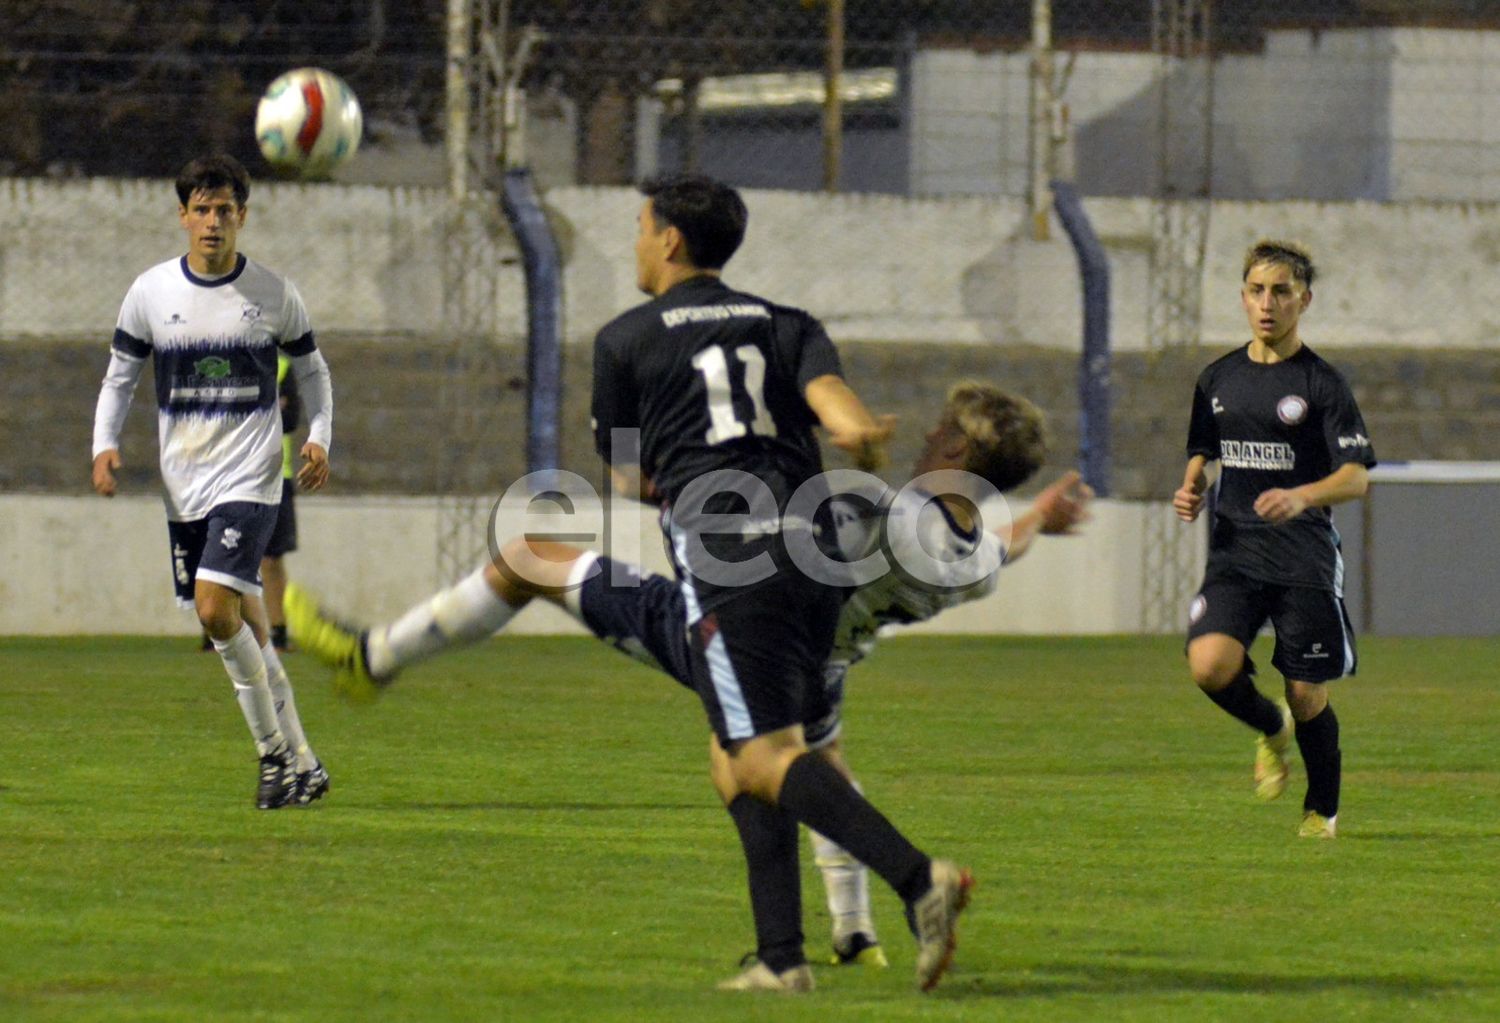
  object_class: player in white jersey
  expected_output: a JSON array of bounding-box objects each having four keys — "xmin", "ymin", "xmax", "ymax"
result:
[
  {"xmin": 91, "ymin": 154, "xmax": 336, "ymax": 810},
  {"xmin": 287, "ymin": 381, "xmax": 1090, "ymax": 962}
]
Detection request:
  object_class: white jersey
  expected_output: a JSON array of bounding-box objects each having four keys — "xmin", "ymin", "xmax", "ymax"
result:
[
  {"xmin": 102, "ymin": 255, "xmax": 317, "ymax": 521},
  {"xmin": 828, "ymin": 485, "xmax": 1005, "ymax": 668}
]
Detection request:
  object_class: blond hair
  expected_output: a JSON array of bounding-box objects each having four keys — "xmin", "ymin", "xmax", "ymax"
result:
[{"xmin": 943, "ymin": 381, "xmax": 1048, "ymax": 493}]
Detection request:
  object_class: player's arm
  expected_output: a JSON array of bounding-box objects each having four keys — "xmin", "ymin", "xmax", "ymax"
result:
[
  {"xmin": 591, "ymin": 327, "xmax": 655, "ymax": 500},
  {"xmin": 803, "ymin": 374, "xmax": 896, "ymax": 472},
  {"xmin": 91, "ymin": 344, "xmax": 148, "ymax": 498},
  {"xmin": 1174, "ymin": 454, "xmax": 1213, "ymax": 523},
  {"xmin": 286, "ymin": 346, "xmax": 333, "ymax": 491},
  {"xmin": 1176, "ymin": 379, "xmax": 1220, "ymax": 523},
  {"xmin": 998, "ymin": 470, "xmax": 1093, "ymax": 563},
  {"xmin": 1257, "ymin": 373, "xmax": 1375, "ymax": 525},
  {"xmin": 1254, "ymin": 462, "xmax": 1369, "ymax": 525}
]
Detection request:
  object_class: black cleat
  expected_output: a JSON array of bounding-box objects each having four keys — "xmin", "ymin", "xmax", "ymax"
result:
[
  {"xmin": 256, "ymin": 744, "xmax": 298, "ymax": 809},
  {"xmin": 294, "ymin": 761, "xmax": 331, "ymax": 806}
]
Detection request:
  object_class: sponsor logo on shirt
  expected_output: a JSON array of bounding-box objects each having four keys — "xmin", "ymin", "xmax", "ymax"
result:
[
  {"xmin": 165, "ymin": 313, "xmax": 187, "ymax": 326},
  {"xmin": 194, "ymin": 356, "xmax": 233, "ymax": 379},
  {"xmin": 1277, "ymin": 395, "xmax": 1308, "ymax": 425},
  {"xmin": 1338, "ymin": 433, "xmax": 1370, "ymax": 449},
  {"xmin": 241, "ymin": 302, "xmax": 263, "ymax": 322},
  {"xmin": 1188, "ymin": 594, "xmax": 1207, "ymax": 624},
  {"xmin": 661, "ymin": 303, "xmax": 771, "ymax": 328},
  {"xmin": 1220, "ymin": 439, "xmax": 1295, "ymax": 471}
]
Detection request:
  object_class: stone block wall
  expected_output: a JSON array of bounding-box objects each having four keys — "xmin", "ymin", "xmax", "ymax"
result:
[{"xmin": 6, "ymin": 337, "xmax": 1497, "ymax": 502}]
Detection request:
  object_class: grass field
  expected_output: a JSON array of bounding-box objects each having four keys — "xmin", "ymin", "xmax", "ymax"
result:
[{"xmin": 3, "ymin": 634, "xmax": 1498, "ymax": 1022}]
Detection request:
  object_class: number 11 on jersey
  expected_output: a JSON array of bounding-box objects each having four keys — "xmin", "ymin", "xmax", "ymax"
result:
[{"xmin": 691, "ymin": 344, "xmax": 777, "ymax": 444}]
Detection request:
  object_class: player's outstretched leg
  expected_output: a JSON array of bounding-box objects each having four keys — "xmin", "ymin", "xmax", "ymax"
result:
[{"xmin": 284, "ymin": 583, "xmax": 384, "ymax": 704}]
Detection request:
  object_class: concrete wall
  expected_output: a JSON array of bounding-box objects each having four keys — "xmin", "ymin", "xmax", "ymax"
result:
[
  {"xmin": 8, "ymin": 178, "xmax": 1500, "ymax": 351},
  {"xmin": 0, "ymin": 494, "xmax": 1163, "ymax": 637}
]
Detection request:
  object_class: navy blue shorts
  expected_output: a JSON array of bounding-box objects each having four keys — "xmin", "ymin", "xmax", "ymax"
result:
[
  {"xmin": 576, "ymin": 556, "xmax": 845, "ymax": 747},
  {"xmin": 166, "ymin": 502, "xmax": 278, "ymax": 607},
  {"xmin": 264, "ymin": 478, "xmax": 298, "ymax": 558},
  {"xmin": 1187, "ymin": 564, "xmax": 1357, "ymax": 683}
]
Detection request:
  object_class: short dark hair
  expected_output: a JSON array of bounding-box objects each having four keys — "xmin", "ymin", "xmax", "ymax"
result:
[
  {"xmin": 175, "ymin": 154, "xmax": 251, "ymax": 207},
  {"xmin": 1242, "ymin": 239, "xmax": 1316, "ymax": 288},
  {"xmin": 638, "ymin": 173, "xmax": 747, "ymax": 270}
]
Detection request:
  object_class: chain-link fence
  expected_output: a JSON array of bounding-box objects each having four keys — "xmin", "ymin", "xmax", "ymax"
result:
[{"xmin": 7, "ymin": 2, "xmax": 1500, "ymax": 200}]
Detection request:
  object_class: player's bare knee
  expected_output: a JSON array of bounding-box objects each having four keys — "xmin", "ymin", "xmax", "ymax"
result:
[
  {"xmin": 196, "ymin": 599, "xmax": 240, "ymax": 641},
  {"xmin": 1285, "ymin": 682, "xmax": 1328, "ymax": 721},
  {"xmin": 1188, "ymin": 655, "xmax": 1240, "ymax": 691}
]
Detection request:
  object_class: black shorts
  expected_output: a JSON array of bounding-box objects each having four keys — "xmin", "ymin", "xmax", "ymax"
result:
[
  {"xmin": 1187, "ymin": 564, "xmax": 1357, "ymax": 683},
  {"xmin": 576, "ymin": 556, "xmax": 843, "ymax": 746},
  {"xmin": 166, "ymin": 502, "xmax": 278, "ymax": 607},
  {"xmin": 264, "ymin": 477, "xmax": 298, "ymax": 558}
]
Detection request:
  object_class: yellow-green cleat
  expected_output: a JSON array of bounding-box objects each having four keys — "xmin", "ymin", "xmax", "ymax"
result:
[
  {"xmin": 829, "ymin": 932, "xmax": 889, "ymax": 968},
  {"xmin": 1299, "ymin": 811, "xmax": 1338, "ymax": 839},
  {"xmin": 1254, "ymin": 704, "xmax": 1294, "ymax": 801},
  {"xmin": 283, "ymin": 583, "xmax": 383, "ymax": 706}
]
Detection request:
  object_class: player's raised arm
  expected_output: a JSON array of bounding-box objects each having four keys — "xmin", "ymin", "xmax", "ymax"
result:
[
  {"xmin": 998, "ymin": 470, "xmax": 1093, "ymax": 563},
  {"xmin": 803, "ymin": 374, "xmax": 896, "ymax": 472}
]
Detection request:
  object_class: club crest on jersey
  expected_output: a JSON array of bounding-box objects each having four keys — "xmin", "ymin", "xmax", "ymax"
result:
[{"xmin": 1277, "ymin": 395, "xmax": 1308, "ymax": 425}]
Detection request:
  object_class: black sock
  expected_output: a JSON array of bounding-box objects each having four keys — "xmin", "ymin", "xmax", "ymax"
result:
[
  {"xmin": 1205, "ymin": 669, "xmax": 1285, "ymax": 736},
  {"xmin": 725, "ymin": 795, "xmax": 805, "ymax": 973},
  {"xmin": 776, "ymin": 753, "xmax": 931, "ymax": 904},
  {"xmin": 270, "ymin": 624, "xmax": 288, "ymax": 650},
  {"xmin": 1295, "ymin": 704, "xmax": 1341, "ymax": 817}
]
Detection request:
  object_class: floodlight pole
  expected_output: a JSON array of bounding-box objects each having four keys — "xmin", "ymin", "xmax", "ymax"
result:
[{"xmin": 822, "ymin": 0, "xmax": 845, "ymax": 192}]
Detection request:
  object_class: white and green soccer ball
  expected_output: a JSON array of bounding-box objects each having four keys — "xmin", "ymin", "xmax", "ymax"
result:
[{"xmin": 255, "ymin": 67, "xmax": 363, "ymax": 178}]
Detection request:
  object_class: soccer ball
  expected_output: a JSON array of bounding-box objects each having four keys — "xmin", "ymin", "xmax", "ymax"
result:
[{"xmin": 255, "ymin": 68, "xmax": 363, "ymax": 178}]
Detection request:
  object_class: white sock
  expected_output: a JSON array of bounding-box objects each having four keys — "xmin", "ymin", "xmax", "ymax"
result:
[
  {"xmin": 213, "ymin": 623, "xmax": 284, "ymax": 756},
  {"xmin": 262, "ymin": 641, "xmax": 317, "ymax": 772},
  {"xmin": 812, "ymin": 826, "xmax": 876, "ymax": 944},
  {"xmin": 367, "ymin": 566, "xmax": 520, "ymax": 678}
]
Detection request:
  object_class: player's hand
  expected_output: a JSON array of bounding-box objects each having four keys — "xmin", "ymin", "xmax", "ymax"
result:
[
  {"xmin": 1254, "ymin": 486, "xmax": 1308, "ymax": 525},
  {"xmin": 827, "ymin": 414, "xmax": 896, "ymax": 472},
  {"xmin": 297, "ymin": 442, "xmax": 330, "ymax": 491},
  {"xmin": 92, "ymin": 449, "xmax": 121, "ymax": 497},
  {"xmin": 1035, "ymin": 470, "xmax": 1094, "ymax": 534},
  {"xmin": 1173, "ymin": 480, "xmax": 1205, "ymax": 522}
]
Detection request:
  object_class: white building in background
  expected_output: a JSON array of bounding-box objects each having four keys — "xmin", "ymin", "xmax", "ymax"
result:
[{"xmin": 910, "ymin": 27, "xmax": 1500, "ymax": 202}]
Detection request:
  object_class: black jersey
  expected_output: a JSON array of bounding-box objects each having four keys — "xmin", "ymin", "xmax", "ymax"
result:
[
  {"xmin": 591, "ymin": 275, "xmax": 841, "ymax": 508},
  {"xmin": 1186, "ymin": 343, "xmax": 1376, "ymax": 592}
]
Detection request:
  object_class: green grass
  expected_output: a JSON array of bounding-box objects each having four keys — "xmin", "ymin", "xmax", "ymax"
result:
[{"xmin": 2, "ymin": 634, "xmax": 1498, "ymax": 1022}]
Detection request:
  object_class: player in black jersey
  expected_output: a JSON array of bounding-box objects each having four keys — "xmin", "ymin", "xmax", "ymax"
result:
[
  {"xmin": 1173, "ymin": 240, "xmax": 1376, "ymax": 840},
  {"xmin": 590, "ymin": 174, "xmax": 971, "ymax": 992}
]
